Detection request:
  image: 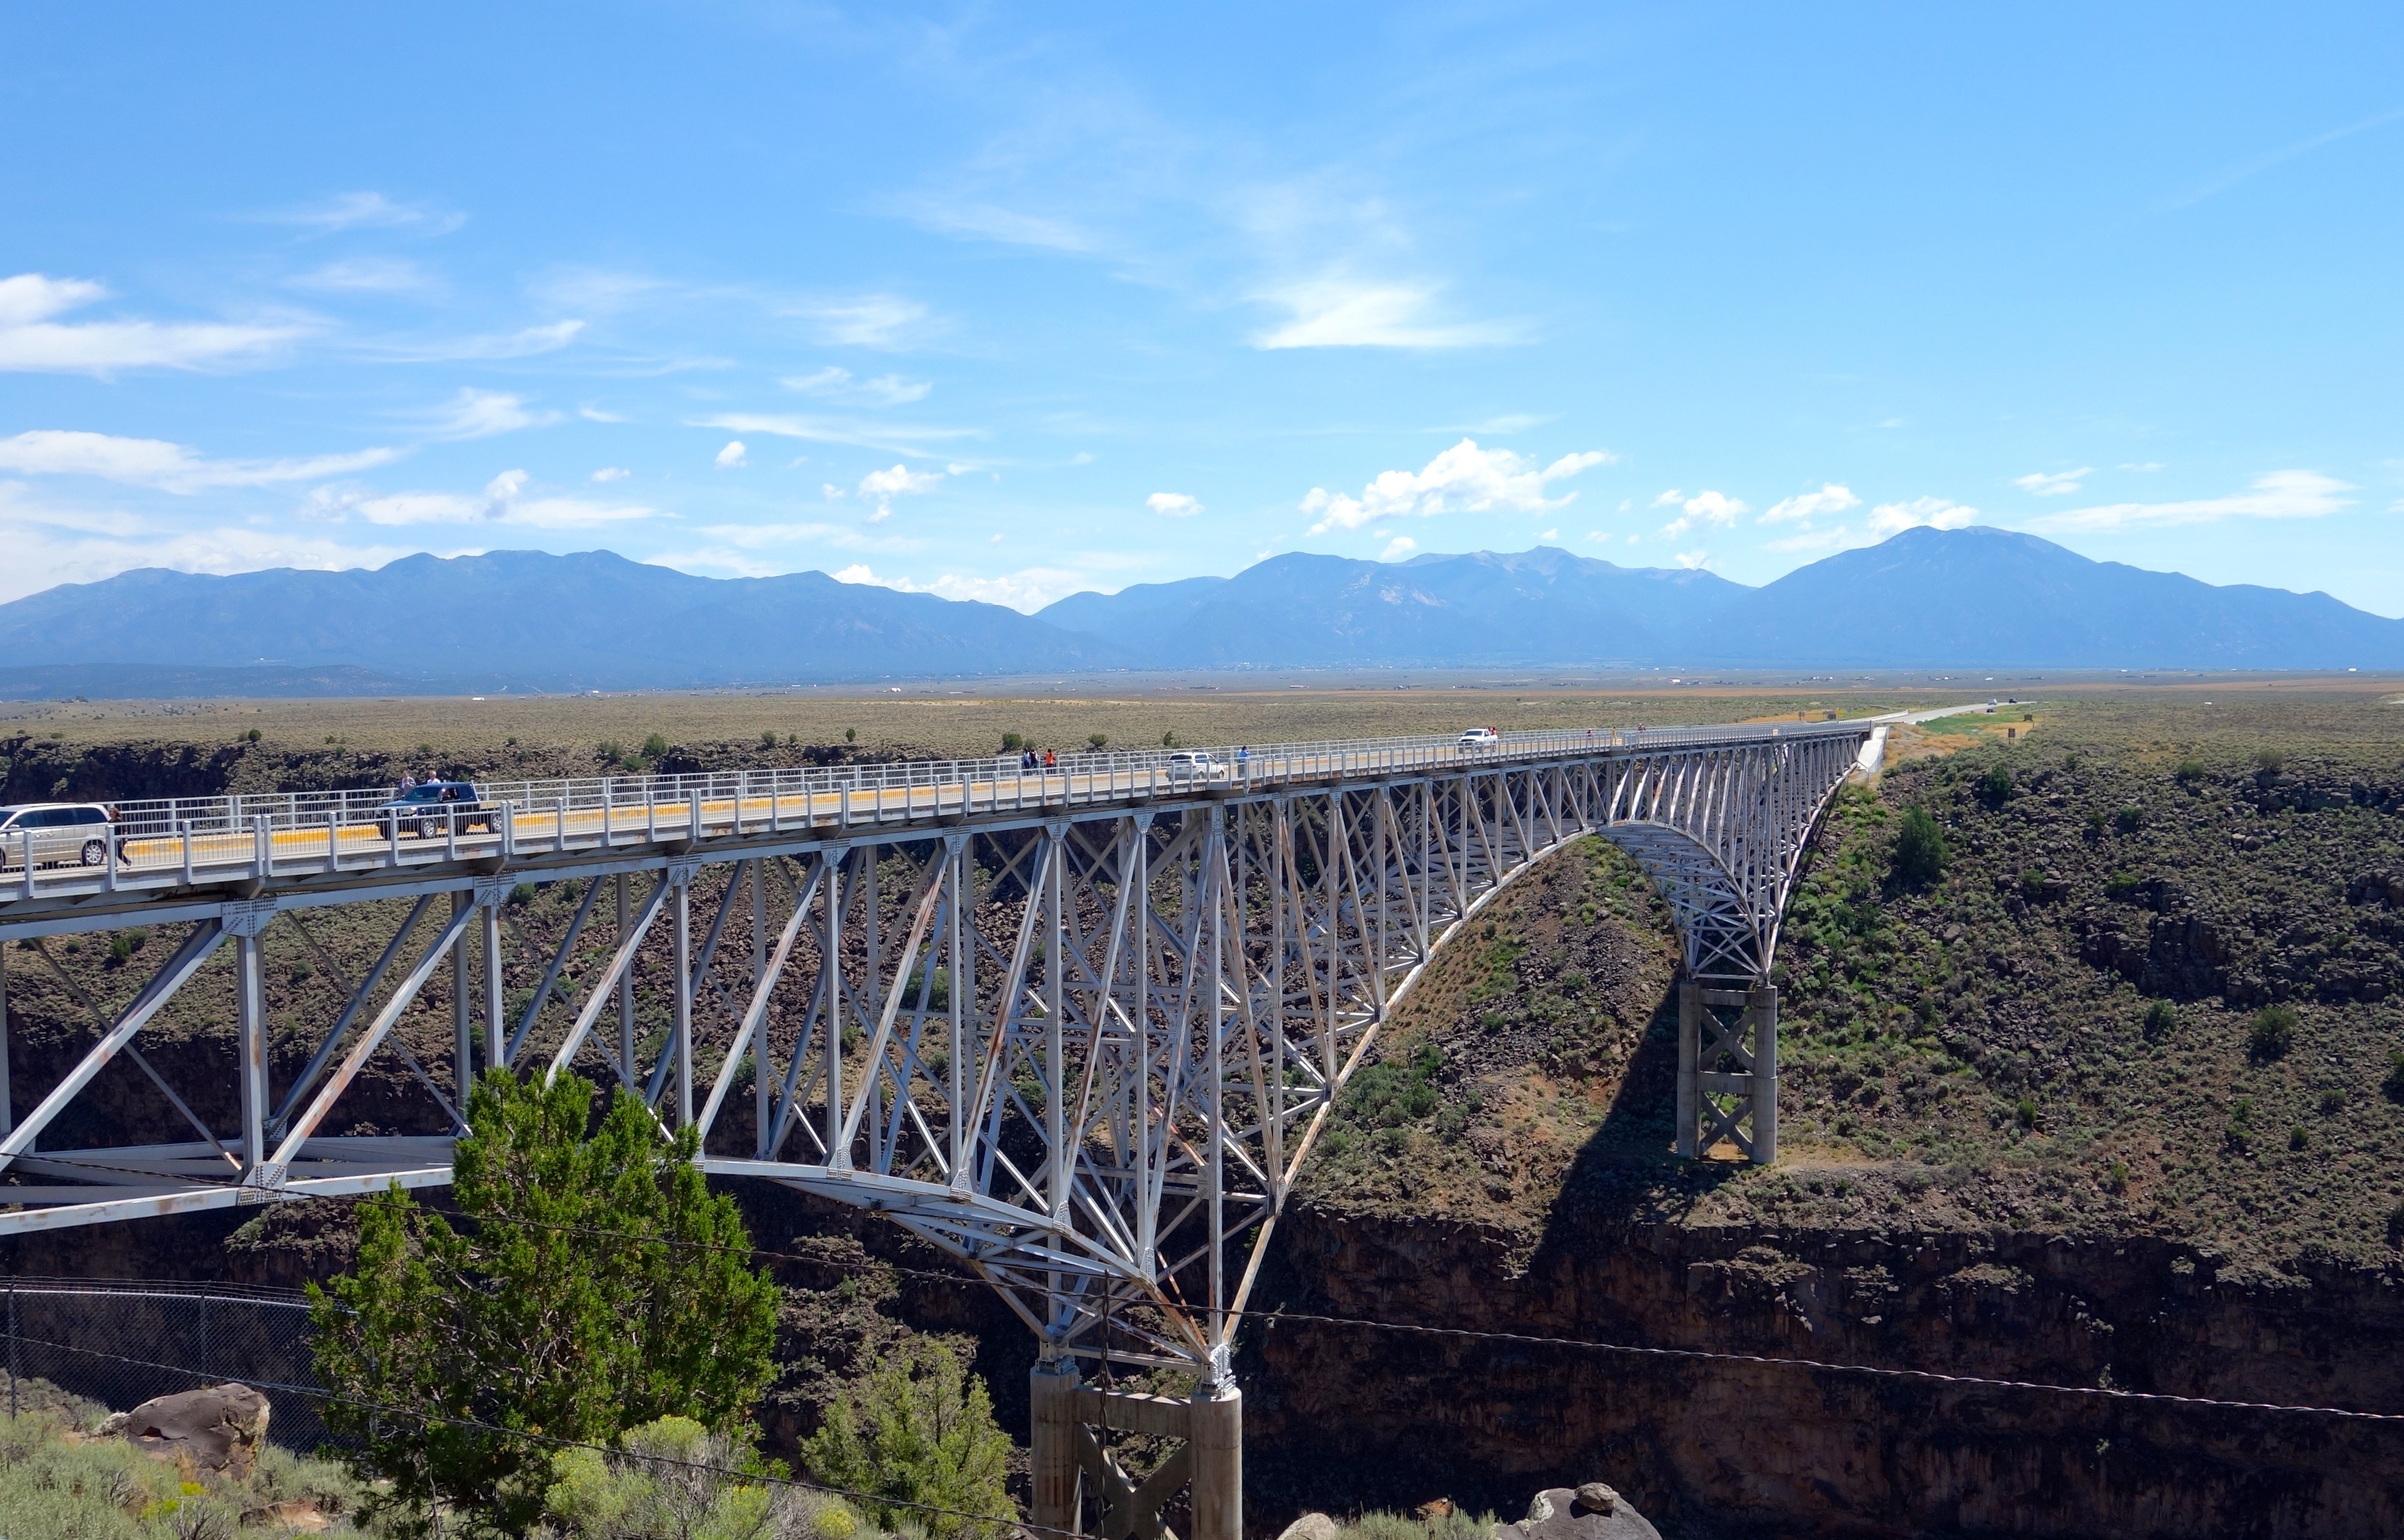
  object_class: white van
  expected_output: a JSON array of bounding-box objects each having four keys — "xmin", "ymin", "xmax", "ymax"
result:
[{"xmin": 0, "ymin": 803, "xmax": 119, "ymax": 869}]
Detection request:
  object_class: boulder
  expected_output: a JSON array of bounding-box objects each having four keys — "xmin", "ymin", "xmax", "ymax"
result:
[
  {"xmin": 1497, "ymin": 1485, "xmax": 1661, "ymax": 1540},
  {"xmin": 1276, "ymin": 1515, "xmax": 1340, "ymax": 1540},
  {"xmin": 97, "ymin": 1382, "xmax": 271, "ymax": 1477}
]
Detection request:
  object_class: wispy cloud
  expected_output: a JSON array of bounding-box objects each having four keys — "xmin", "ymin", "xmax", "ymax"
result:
[
  {"xmin": 414, "ymin": 389, "xmax": 564, "ymax": 441},
  {"xmin": 1302, "ymin": 440, "xmax": 1613, "ymax": 533},
  {"xmin": 781, "ymin": 365, "xmax": 932, "ymax": 406},
  {"xmin": 715, "ymin": 441, "xmax": 748, "ymax": 469},
  {"xmin": 779, "ymin": 294, "xmax": 943, "ymax": 350},
  {"xmin": 833, "ymin": 562, "xmax": 1087, "ymax": 613},
  {"xmin": 311, "ymin": 469, "xmax": 663, "ymax": 529},
  {"xmin": 0, "ymin": 430, "xmax": 400, "ymax": 492},
  {"xmin": 890, "ymin": 198, "xmax": 1097, "ymax": 254},
  {"xmin": 1380, "ymin": 535, "xmax": 1418, "ymax": 561},
  {"xmin": 261, "ymin": 190, "xmax": 466, "ymax": 236},
  {"xmin": 2028, "ymin": 470, "xmax": 2354, "ymax": 532},
  {"xmin": 2012, "ymin": 467, "xmax": 2092, "ymax": 497},
  {"xmin": 1147, "ymin": 492, "xmax": 1202, "ymax": 518},
  {"xmin": 0, "ymin": 273, "xmax": 307, "ymax": 375},
  {"xmin": 2157, "ymin": 107, "xmax": 2404, "ymax": 211},
  {"xmin": 591, "ymin": 467, "xmax": 630, "ymax": 483},
  {"xmin": 1659, "ymin": 490, "xmax": 1746, "ymax": 538},
  {"xmin": 289, "ymin": 257, "xmax": 439, "ymax": 295},
  {"xmin": 1253, "ymin": 278, "xmax": 1522, "ymax": 350},
  {"xmin": 364, "ymin": 319, "xmax": 584, "ymax": 363},
  {"xmin": 690, "ymin": 412, "xmax": 985, "ymax": 459}
]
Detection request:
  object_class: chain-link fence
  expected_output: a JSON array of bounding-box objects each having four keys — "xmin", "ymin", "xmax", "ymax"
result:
[{"xmin": 0, "ymin": 1278, "xmax": 340, "ymax": 1451}]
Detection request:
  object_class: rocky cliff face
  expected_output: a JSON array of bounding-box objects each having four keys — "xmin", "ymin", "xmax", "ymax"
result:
[{"xmin": 1240, "ymin": 1202, "xmax": 2404, "ymax": 1539}]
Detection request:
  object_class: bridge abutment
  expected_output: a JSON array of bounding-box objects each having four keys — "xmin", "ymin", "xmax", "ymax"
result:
[
  {"xmin": 1030, "ymin": 1359, "xmax": 1243, "ymax": 1540},
  {"xmin": 1677, "ymin": 979, "xmax": 1778, "ymax": 1163}
]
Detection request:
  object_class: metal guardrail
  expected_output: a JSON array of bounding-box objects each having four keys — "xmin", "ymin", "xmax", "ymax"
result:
[{"xmin": 0, "ymin": 718, "xmax": 1875, "ymax": 903}]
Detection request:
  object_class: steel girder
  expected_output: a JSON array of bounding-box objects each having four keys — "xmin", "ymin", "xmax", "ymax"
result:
[{"xmin": 0, "ymin": 725, "xmax": 1871, "ymax": 1379}]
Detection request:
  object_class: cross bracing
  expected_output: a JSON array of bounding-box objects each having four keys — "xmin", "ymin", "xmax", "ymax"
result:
[{"xmin": 0, "ymin": 720, "xmax": 1878, "ymax": 1381}]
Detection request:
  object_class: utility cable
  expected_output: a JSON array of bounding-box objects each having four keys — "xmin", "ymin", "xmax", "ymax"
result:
[{"xmin": 15, "ymin": 1154, "xmax": 2403, "ymax": 1426}]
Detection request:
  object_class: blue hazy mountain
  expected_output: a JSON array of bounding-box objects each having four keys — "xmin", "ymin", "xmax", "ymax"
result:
[
  {"xmin": 1689, "ymin": 525, "xmax": 2404, "ymax": 669},
  {"xmin": 0, "ymin": 550, "xmax": 1119, "ymax": 692},
  {"xmin": 1, "ymin": 529, "xmax": 2396, "ymax": 696},
  {"xmin": 1036, "ymin": 547, "xmax": 1746, "ymax": 666}
]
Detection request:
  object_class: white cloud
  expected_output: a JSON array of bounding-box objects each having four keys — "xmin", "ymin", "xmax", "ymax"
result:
[
  {"xmin": 1868, "ymin": 496, "xmax": 1978, "ymax": 536},
  {"xmin": 1650, "ymin": 489, "xmax": 1684, "ymax": 507},
  {"xmin": 417, "ymin": 389, "xmax": 561, "ymax": 441},
  {"xmin": 2027, "ymin": 470, "xmax": 2352, "ymax": 532},
  {"xmin": 262, "ymin": 191, "xmax": 464, "ymax": 234},
  {"xmin": 1147, "ymin": 492, "xmax": 1203, "ymax": 518},
  {"xmin": 1658, "ymin": 490, "xmax": 1747, "ymax": 538},
  {"xmin": 858, "ymin": 462, "xmax": 944, "ymax": 522},
  {"xmin": 0, "ymin": 488, "xmax": 425, "ymax": 604},
  {"xmin": 1674, "ymin": 550, "xmax": 1711, "ymax": 570},
  {"xmin": 781, "ymin": 366, "xmax": 932, "ymax": 405},
  {"xmin": 0, "ymin": 273, "xmax": 305, "ymax": 375},
  {"xmin": 1253, "ymin": 278, "xmax": 1522, "ymax": 350},
  {"xmin": 0, "ymin": 430, "xmax": 401, "ymax": 492},
  {"xmin": 289, "ymin": 257, "xmax": 436, "ymax": 294},
  {"xmin": 579, "ymin": 404, "xmax": 627, "ymax": 423},
  {"xmin": 317, "ymin": 469, "xmax": 663, "ymax": 530},
  {"xmin": 715, "ymin": 440, "xmax": 748, "ymax": 469},
  {"xmin": 2012, "ymin": 467, "xmax": 2092, "ymax": 497},
  {"xmin": 690, "ymin": 412, "xmax": 984, "ymax": 459},
  {"xmin": 591, "ymin": 467, "xmax": 630, "ymax": 483},
  {"xmin": 780, "ymin": 294, "xmax": 940, "ymax": 350},
  {"xmin": 1758, "ymin": 483, "xmax": 1861, "ymax": 524},
  {"xmin": 1301, "ymin": 439, "xmax": 1614, "ymax": 533},
  {"xmin": 1380, "ymin": 536, "xmax": 1418, "ymax": 561},
  {"xmin": 832, "ymin": 563, "xmax": 1086, "ymax": 613}
]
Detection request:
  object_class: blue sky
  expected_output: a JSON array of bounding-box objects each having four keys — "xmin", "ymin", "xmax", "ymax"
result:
[{"xmin": 3, "ymin": 3, "xmax": 2400, "ymax": 614}]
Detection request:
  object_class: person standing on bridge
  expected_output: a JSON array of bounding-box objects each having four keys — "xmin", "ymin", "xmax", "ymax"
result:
[{"xmin": 1043, "ymin": 748, "xmax": 1056, "ymax": 770}]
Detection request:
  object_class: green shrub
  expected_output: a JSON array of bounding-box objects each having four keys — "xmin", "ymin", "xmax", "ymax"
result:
[
  {"xmin": 2386, "ymin": 1050, "xmax": 2404, "ymax": 1103},
  {"xmin": 1345, "ymin": 1039, "xmax": 1444, "ymax": 1127},
  {"xmin": 597, "ymin": 740, "xmax": 625, "ymax": 764},
  {"xmin": 545, "ymin": 1415, "xmax": 834, "ymax": 1540},
  {"xmin": 1087, "ymin": 733, "xmax": 1108, "ymax": 750},
  {"xmin": 2114, "ymin": 805, "xmax": 2144, "ymax": 833},
  {"xmin": 2248, "ymin": 1005, "xmax": 2297, "ymax": 1061},
  {"xmin": 999, "ymin": 732, "xmax": 1023, "ymax": 752},
  {"xmin": 2288, "ymin": 1125, "xmax": 2309, "ymax": 1152},
  {"xmin": 641, "ymin": 733, "xmax": 670, "ymax": 760},
  {"xmin": 2142, "ymin": 1000, "xmax": 2177, "ymax": 1039},
  {"xmin": 760, "ymin": 730, "xmax": 779, "ymax": 749},
  {"xmin": 2254, "ymin": 747, "xmax": 2285, "ymax": 776},
  {"xmin": 801, "ymin": 1339, "xmax": 1015, "ymax": 1540},
  {"xmin": 2014, "ymin": 1096, "xmax": 2039, "ymax": 1129},
  {"xmin": 844, "ymin": 727, "xmax": 856, "ymax": 743},
  {"xmin": 2106, "ymin": 872, "xmax": 2143, "ymax": 903},
  {"xmin": 2175, "ymin": 758, "xmax": 2205, "ymax": 783},
  {"xmin": 1891, "ymin": 806, "xmax": 1949, "ymax": 885},
  {"xmin": 1978, "ymin": 764, "xmax": 2013, "ymax": 803},
  {"xmin": 2018, "ymin": 868, "xmax": 2049, "ymax": 902}
]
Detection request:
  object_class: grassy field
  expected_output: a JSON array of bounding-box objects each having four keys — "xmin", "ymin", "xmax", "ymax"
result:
[{"xmin": 1306, "ymin": 687, "xmax": 2404, "ymax": 1269}]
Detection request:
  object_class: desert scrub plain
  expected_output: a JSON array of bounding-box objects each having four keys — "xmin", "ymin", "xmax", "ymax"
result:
[
  {"xmin": 1305, "ymin": 688, "xmax": 2404, "ymax": 1271},
  {"xmin": 4, "ymin": 681, "xmax": 1934, "ymax": 779}
]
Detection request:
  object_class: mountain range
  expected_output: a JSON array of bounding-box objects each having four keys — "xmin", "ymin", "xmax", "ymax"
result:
[{"xmin": 1, "ymin": 527, "xmax": 2398, "ymax": 697}]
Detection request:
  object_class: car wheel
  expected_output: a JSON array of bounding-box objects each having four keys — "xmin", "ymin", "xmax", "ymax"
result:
[
  {"xmin": 80, "ymin": 839, "xmax": 107, "ymax": 867},
  {"xmin": 416, "ymin": 817, "xmax": 439, "ymax": 840}
]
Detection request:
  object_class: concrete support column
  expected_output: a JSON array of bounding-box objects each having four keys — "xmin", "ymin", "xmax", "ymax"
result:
[
  {"xmin": 1188, "ymin": 1380, "xmax": 1244, "ymax": 1540},
  {"xmin": 1749, "ymin": 983, "xmax": 1778, "ymax": 1165},
  {"xmin": 234, "ymin": 925, "xmax": 267, "ymax": 1170},
  {"xmin": 1674, "ymin": 978, "xmax": 1699, "ymax": 1158},
  {"xmin": 1029, "ymin": 1359, "xmax": 1081, "ymax": 1538}
]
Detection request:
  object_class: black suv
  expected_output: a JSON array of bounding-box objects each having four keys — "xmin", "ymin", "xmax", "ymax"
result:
[{"xmin": 370, "ymin": 782, "xmax": 494, "ymax": 840}]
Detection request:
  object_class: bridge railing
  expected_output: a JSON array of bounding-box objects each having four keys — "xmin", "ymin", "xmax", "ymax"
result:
[{"xmin": 1, "ymin": 718, "xmax": 1872, "ymax": 903}]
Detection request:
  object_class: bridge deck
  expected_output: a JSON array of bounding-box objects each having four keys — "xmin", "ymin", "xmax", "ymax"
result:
[{"xmin": 0, "ymin": 719, "xmax": 1877, "ymax": 937}]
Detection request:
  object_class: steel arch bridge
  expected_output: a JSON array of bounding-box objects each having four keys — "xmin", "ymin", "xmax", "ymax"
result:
[{"xmin": 0, "ymin": 717, "xmax": 1880, "ymax": 1540}]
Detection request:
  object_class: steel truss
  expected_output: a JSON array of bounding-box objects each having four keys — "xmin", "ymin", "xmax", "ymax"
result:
[{"xmin": 0, "ymin": 721, "xmax": 1873, "ymax": 1538}]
